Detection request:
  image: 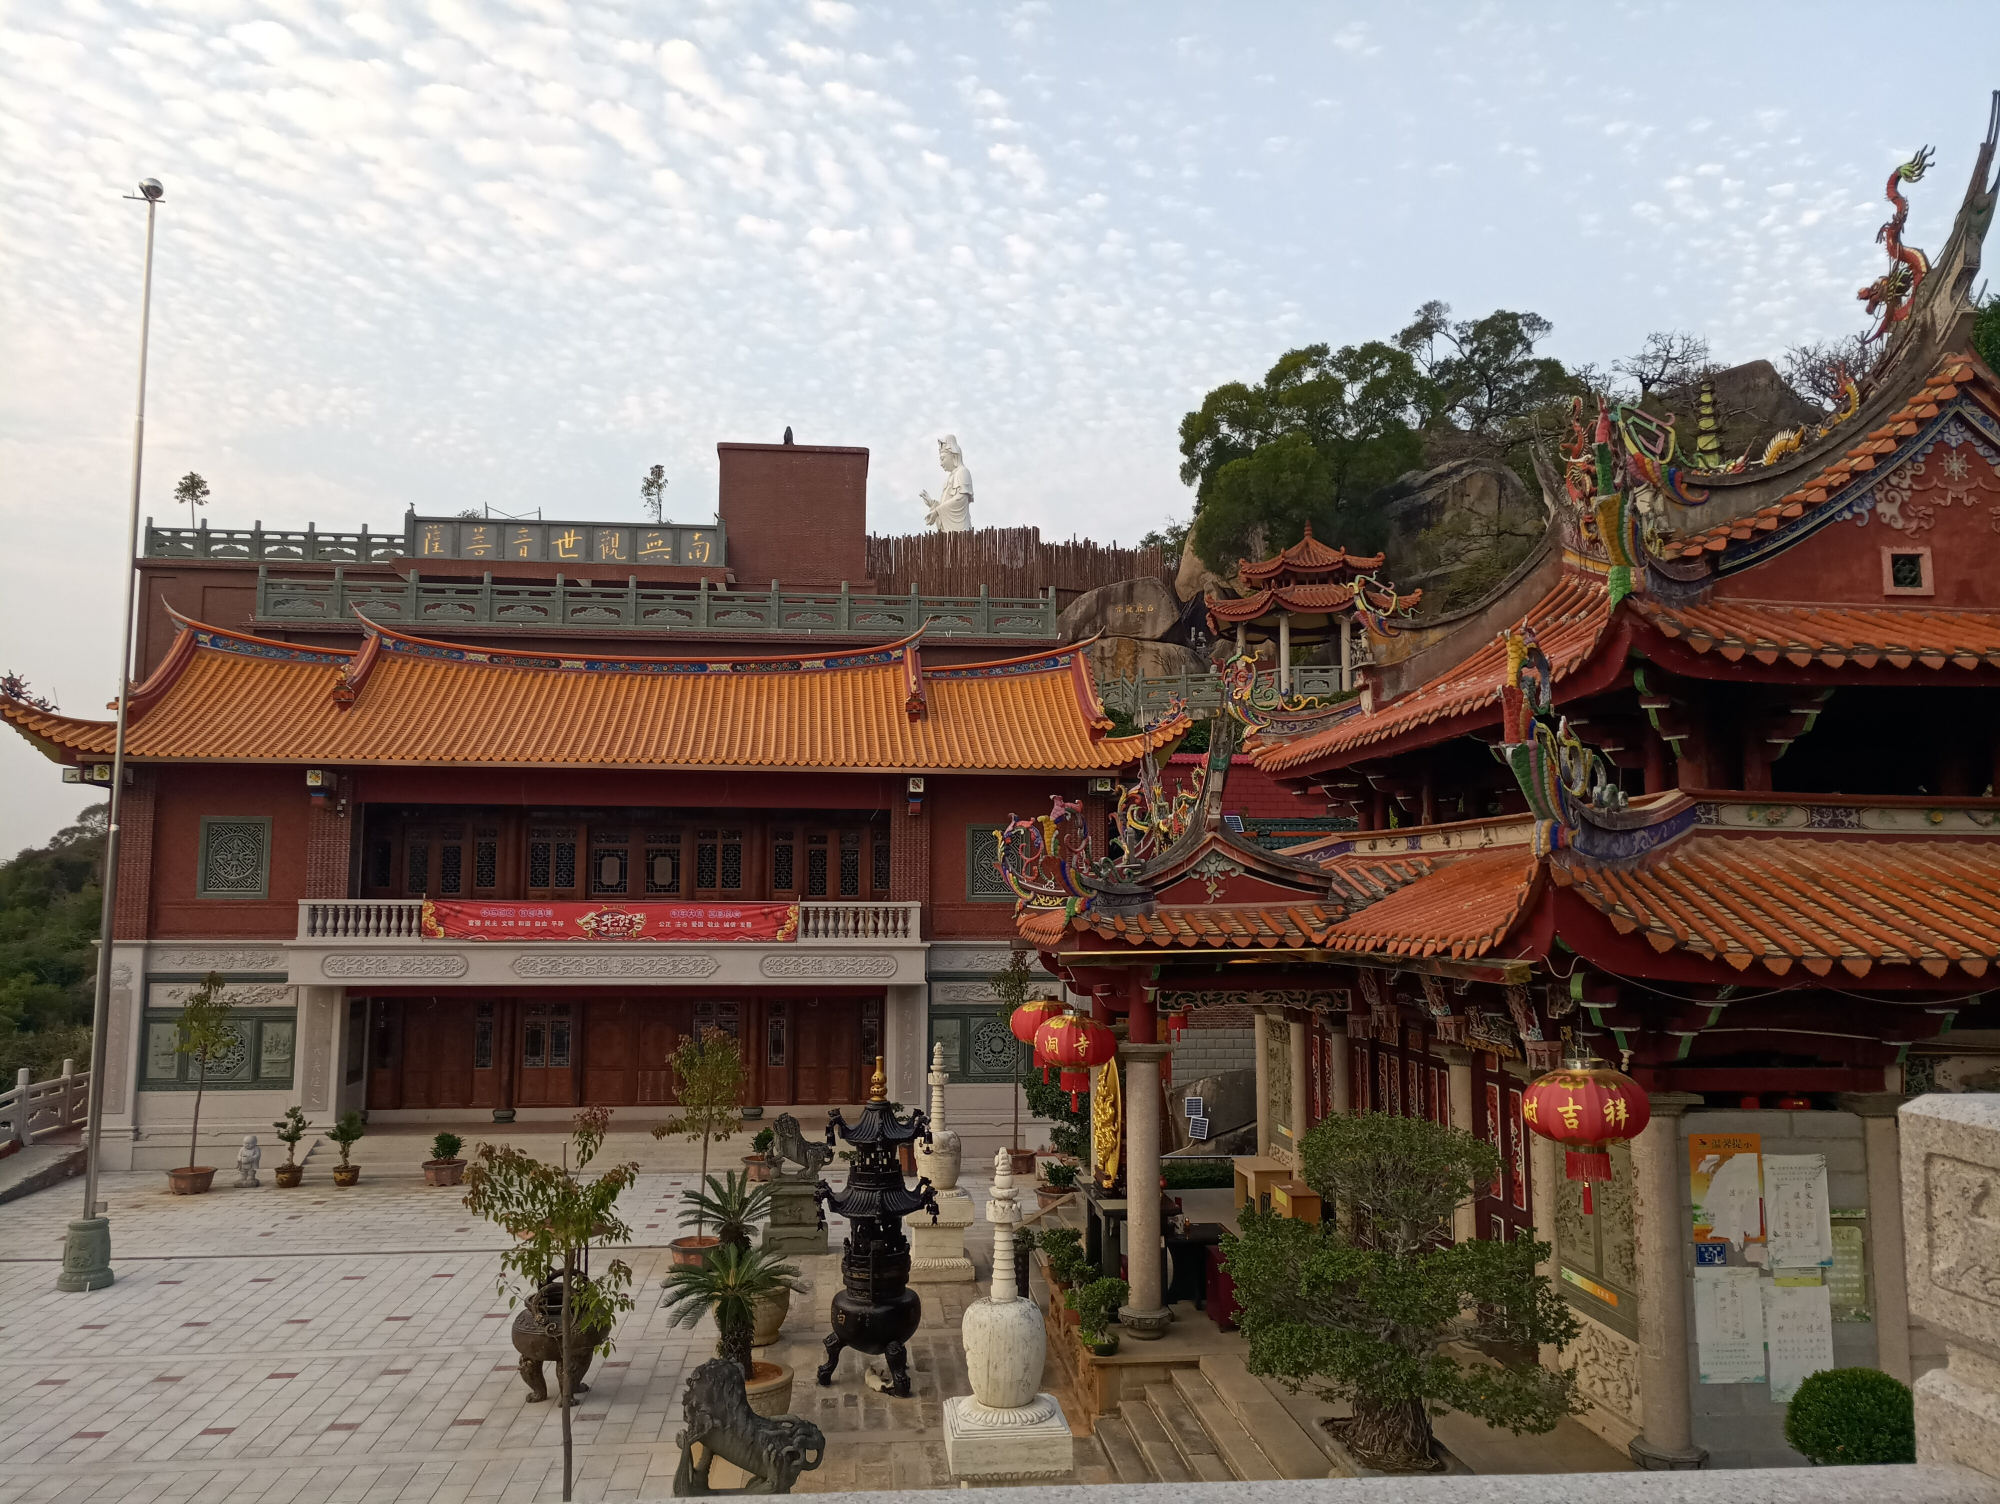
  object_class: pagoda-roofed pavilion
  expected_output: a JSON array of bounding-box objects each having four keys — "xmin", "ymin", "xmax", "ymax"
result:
[{"xmin": 1203, "ymin": 524, "xmax": 1421, "ymax": 693}]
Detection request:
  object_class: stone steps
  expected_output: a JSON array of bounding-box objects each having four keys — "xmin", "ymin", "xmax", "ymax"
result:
[
  {"xmin": 1145, "ymin": 1381, "xmax": 1234, "ymax": 1482},
  {"xmin": 1196, "ymin": 1351, "xmax": 1338, "ymax": 1478},
  {"xmin": 1090, "ymin": 1412, "xmax": 1157, "ymax": 1483}
]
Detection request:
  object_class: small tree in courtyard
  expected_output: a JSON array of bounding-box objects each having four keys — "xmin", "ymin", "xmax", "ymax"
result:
[
  {"xmin": 463, "ymin": 1107, "xmax": 638, "ymax": 1504},
  {"xmin": 173, "ymin": 973, "xmax": 234, "ymax": 1175},
  {"xmin": 653, "ymin": 1028, "xmax": 746, "ymax": 1229},
  {"xmin": 1223, "ymin": 1112, "xmax": 1581, "ymax": 1472}
]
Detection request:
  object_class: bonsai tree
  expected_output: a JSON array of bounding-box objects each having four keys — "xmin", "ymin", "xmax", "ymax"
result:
[
  {"xmin": 1073, "ymin": 1275, "xmax": 1129, "ymax": 1344},
  {"xmin": 1224, "ymin": 1112, "xmax": 1582, "ymax": 1472},
  {"xmin": 327, "ymin": 1110, "xmax": 366, "ymax": 1169},
  {"xmin": 661, "ymin": 1242, "xmax": 805, "ymax": 1380},
  {"xmin": 1042, "ymin": 1160, "xmax": 1080, "ymax": 1190},
  {"xmin": 272, "ymin": 1106, "xmax": 311, "ymax": 1166},
  {"xmin": 430, "ymin": 1131, "xmax": 465, "ymax": 1164},
  {"xmin": 751, "ymin": 1126, "xmax": 775, "ymax": 1158},
  {"xmin": 653, "ymin": 1028, "xmax": 748, "ymax": 1229},
  {"xmin": 172, "ymin": 973, "xmax": 235, "ymax": 1177},
  {"xmin": 1038, "ymin": 1226, "xmax": 1090, "ymax": 1289},
  {"xmin": 679, "ymin": 1170, "xmax": 773, "ymax": 1252},
  {"xmin": 464, "ymin": 1107, "xmax": 638, "ymax": 1504},
  {"xmin": 1785, "ymin": 1367, "xmax": 1915, "ymax": 1465}
]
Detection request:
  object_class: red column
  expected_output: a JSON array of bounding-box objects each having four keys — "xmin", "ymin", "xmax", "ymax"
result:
[{"xmin": 1126, "ymin": 972, "xmax": 1157, "ymax": 1044}]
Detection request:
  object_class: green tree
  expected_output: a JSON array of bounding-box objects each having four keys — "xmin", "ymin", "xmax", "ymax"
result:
[
  {"xmin": 1224, "ymin": 1112, "xmax": 1581, "ymax": 1472},
  {"xmin": 172, "ymin": 973, "xmax": 235, "ymax": 1173},
  {"xmin": 0, "ymin": 801, "xmax": 104, "ymax": 1085},
  {"xmin": 173, "ymin": 472, "xmax": 210, "ymax": 529},
  {"xmin": 1394, "ymin": 302, "xmax": 1573, "ymax": 437},
  {"xmin": 463, "ymin": 1107, "xmax": 638, "ymax": 1503},
  {"xmin": 640, "ymin": 464, "xmax": 669, "ymax": 523},
  {"xmin": 1972, "ymin": 294, "xmax": 2000, "ymax": 377},
  {"xmin": 652, "ymin": 1028, "xmax": 746, "ymax": 1225}
]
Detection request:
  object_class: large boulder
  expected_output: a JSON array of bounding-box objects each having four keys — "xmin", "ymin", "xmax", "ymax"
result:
[
  {"xmin": 1371, "ymin": 458, "xmax": 1544, "ymax": 601},
  {"xmin": 1058, "ymin": 575, "xmax": 1180, "ymax": 643},
  {"xmin": 1086, "ymin": 636, "xmax": 1210, "ymax": 683},
  {"xmin": 1172, "ymin": 521, "xmax": 1265, "ymax": 603}
]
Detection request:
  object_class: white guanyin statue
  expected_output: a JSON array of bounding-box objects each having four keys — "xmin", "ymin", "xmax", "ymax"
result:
[{"xmin": 920, "ymin": 435, "xmax": 974, "ymax": 532}]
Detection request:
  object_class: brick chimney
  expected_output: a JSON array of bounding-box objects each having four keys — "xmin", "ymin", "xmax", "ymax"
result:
[{"xmin": 717, "ymin": 442, "xmax": 870, "ymax": 587}]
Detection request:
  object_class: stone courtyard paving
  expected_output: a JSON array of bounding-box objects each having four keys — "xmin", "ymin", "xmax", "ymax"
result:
[{"xmin": 0, "ymin": 1131, "xmax": 1019, "ymax": 1503}]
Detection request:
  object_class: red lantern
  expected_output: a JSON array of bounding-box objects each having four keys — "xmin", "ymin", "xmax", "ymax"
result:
[
  {"xmin": 1522, "ymin": 1055, "xmax": 1650, "ymax": 1214},
  {"xmin": 1033, "ymin": 1011, "xmax": 1118, "ymax": 1109}
]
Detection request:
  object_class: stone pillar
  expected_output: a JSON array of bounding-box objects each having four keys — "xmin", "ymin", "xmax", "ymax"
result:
[
  {"xmin": 1118, "ymin": 1041, "xmax": 1174, "ymax": 1340},
  {"xmin": 1252, "ymin": 1010, "xmax": 1272, "ymax": 1158},
  {"xmin": 1628, "ymin": 1092, "xmax": 1706, "ymax": 1471},
  {"xmin": 1838, "ymin": 1091, "xmax": 1914, "ymax": 1384},
  {"xmin": 1900, "ymin": 1094, "xmax": 2000, "ymax": 1478},
  {"xmin": 1287, "ymin": 1012, "xmax": 1309, "ymax": 1147},
  {"xmin": 1440, "ymin": 1045, "xmax": 1476, "ymax": 1245},
  {"xmin": 1278, "ymin": 612, "xmax": 1292, "ymax": 692},
  {"xmin": 1529, "ymin": 1129, "xmax": 1561, "ymax": 1370}
]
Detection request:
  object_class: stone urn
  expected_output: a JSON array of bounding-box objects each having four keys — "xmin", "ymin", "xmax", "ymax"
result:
[
  {"xmin": 743, "ymin": 1154, "xmax": 773, "ymax": 1184},
  {"xmin": 167, "ymin": 1166, "xmax": 215, "ymax": 1195},
  {"xmin": 510, "ymin": 1275, "xmax": 610, "ymax": 1406}
]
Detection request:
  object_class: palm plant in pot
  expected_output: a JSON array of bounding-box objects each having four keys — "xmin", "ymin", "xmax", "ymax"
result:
[
  {"xmin": 661, "ymin": 1243, "xmax": 805, "ymax": 1418},
  {"xmin": 679, "ymin": 1170, "xmax": 785, "ymax": 1340},
  {"xmin": 271, "ymin": 1106, "xmax": 311, "ymax": 1188},
  {"xmin": 425, "ymin": 1131, "xmax": 467, "ymax": 1187},
  {"xmin": 167, "ymin": 973, "xmax": 234, "ymax": 1194},
  {"xmin": 653, "ymin": 1028, "xmax": 746, "ymax": 1269},
  {"xmin": 327, "ymin": 1110, "xmax": 365, "ymax": 1187}
]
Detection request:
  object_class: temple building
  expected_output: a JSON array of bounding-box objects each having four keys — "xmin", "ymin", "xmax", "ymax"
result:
[{"xmin": 1001, "ymin": 101, "xmax": 2000, "ymax": 1472}]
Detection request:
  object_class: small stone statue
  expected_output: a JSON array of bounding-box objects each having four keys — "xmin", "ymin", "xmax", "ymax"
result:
[
  {"xmin": 920, "ymin": 435, "xmax": 974, "ymax": 532},
  {"xmin": 234, "ymin": 1134, "xmax": 261, "ymax": 1188}
]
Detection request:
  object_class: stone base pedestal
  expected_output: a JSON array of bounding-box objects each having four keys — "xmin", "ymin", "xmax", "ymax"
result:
[
  {"xmin": 56, "ymin": 1218, "xmax": 114, "ymax": 1292},
  {"xmin": 942, "ymin": 1393, "xmax": 1075, "ymax": 1485},
  {"xmin": 907, "ymin": 1187, "xmax": 974, "ymax": 1282},
  {"xmin": 761, "ymin": 1176, "xmax": 826, "ymax": 1258}
]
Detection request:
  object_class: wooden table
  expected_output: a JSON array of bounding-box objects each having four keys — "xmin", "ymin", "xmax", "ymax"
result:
[{"xmin": 1232, "ymin": 1154, "xmax": 1289, "ymax": 1213}]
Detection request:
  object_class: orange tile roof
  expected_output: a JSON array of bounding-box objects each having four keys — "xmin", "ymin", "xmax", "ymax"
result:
[
  {"xmin": 1552, "ymin": 833, "xmax": 2000, "ymax": 978},
  {"xmin": 1318, "ymin": 847, "xmax": 1543, "ymax": 960},
  {"xmin": 1205, "ymin": 580, "xmax": 1423, "ymax": 624},
  {"xmin": 1026, "ymin": 902, "xmax": 1344, "ymax": 951},
  {"xmin": 2, "ymin": 619, "xmax": 1185, "ymax": 773},
  {"xmin": 1236, "ymin": 524, "xmax": 1384, "ymax": 584},
  {"xmin": 1665, "ymin": 356, "xmax": 1987, "ymax": 557},
  {"xmin": 1631, "ymin": 598, "xmax": 2000, "ymax": 670},
  {"xmin": 1252, "ymin": 574, "xmax": 1614, "ymax": 773}
]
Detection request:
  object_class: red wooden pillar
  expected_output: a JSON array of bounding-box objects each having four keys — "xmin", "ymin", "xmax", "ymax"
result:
[{"xmin": 1643, "ymin": 731, "xmax": 1669, "ymax": 794}]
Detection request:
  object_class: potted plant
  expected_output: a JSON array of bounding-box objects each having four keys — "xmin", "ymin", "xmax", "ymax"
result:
[
  {"xmin": 1038, "ymin": 1226, "xmax": 1088, "ymax": 1310},
  {"xmin": 424, "ymin": 1131, "xmax": 467, "ymax": 1187},
  {"xmin": 327, "ymin": 1109, "xmax": 366, "ymax": 1187},
  {"xmin": 1784, "ymin": 1368, "xmax": 1915, "ymax": 1465},
  {"xmin": 1074, "ymin": 1276, "xmax": 1128, "ymax": 1357},
  {"xmin": 654, "ymin": 1029, "xmax": 747, "ymax": 1269},
  {"xmin": 166, "ymin": 973, "xmax": 233, "ymax": 1195},
  {"xmin": 744, "ymin": 1126, "xmax": 775, "ymax": 1183},
  {"xmin": 271, "ymin": 1106, "xmax": 310, "ymax": 1188},
  {"xmin": 661, "ymin": 1242, "xmax": 806, "ymax": 1418},
  {"xmin": 1039, "ymin": 1159, "xmax": 1079, "ymax": 1209},
  {"xmin": 680, "ymin": 1171, "xmax": 783, "ymax": 1338},
  {"xmin": 465, "ymin": 1107, "xmax": 639, "ymax": 1504}
]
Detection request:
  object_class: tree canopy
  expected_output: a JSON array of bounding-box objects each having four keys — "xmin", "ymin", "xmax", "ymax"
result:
[{"xmin": 0, "ymin": 801, "xmax": 104, "ymax": 1085}]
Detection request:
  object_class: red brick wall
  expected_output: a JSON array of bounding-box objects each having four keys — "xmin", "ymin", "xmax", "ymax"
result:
[
  {"xmin": 305, "ymin": 775, "xmax": 353, "ymax": 899},
  {"xmin": 112, "ymin": 767, "xmax": 155, "ymax": 941},
  {"xmin": 150, "ymin": 764, "xmax": 311, "ymax": 937},
  {"xmin": 889, "ymin": 791, "xmax": 932, "ymax": 934},
  {"xmin": 717, "ymin": 443, "xmax": 870, "ymax": 587}
]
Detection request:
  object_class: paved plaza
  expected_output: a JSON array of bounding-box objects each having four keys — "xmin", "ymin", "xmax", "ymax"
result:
[{"xmin": 0, "ymin": 1128, "xmax": 1018, "ymax": 1503}]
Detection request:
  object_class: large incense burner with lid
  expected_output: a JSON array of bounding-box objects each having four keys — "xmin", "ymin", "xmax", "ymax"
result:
[{"xmin": 815, "ymin": 1057, "xmax": 939, "ymax": 1397}]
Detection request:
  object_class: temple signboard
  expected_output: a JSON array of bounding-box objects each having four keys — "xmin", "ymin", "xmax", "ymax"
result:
[
  {"xmin": 405, "ymin": 515, "xmax": 725, "ymax": 568},
  {"xmin": 419, "ymin": 900, "xmax": 798, "ymax": 942}
]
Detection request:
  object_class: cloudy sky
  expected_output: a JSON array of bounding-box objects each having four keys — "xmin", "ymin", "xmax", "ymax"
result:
[{"xmin": 3, "ymin": 0, "xmax": 1996, "ymax": 852}]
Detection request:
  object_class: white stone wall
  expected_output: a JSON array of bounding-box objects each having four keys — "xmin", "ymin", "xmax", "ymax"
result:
[{"xmin": 1171, "ymin": 1026, "xmax": 1254, "ymax": 1086}]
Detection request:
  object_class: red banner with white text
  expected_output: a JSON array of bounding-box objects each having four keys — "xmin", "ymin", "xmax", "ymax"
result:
[{"xmin": 420, "ymin": 900, "xmax": 800, "ymax": 943}]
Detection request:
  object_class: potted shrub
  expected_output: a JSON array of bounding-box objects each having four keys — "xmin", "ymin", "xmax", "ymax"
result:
[
  {"xmin": 661, "ymin": 1242, "xmax": 806, "ymax": 1418},
  {"xmin": 680, "ymin": 1171, "xmax": 783, "ymax": 1340},
  {"xmin": 271, "ymin": 1106, "xmax": 310, "ymax": 1188},
  {"xmin": 1038, "ymin": 1226, "xmax": 1089, "ymax": 1314},
  {"xmin": 654, "ymin": 1029, "xmax": 746, "ymax": 1269},
  {"xmin": 424, "ymin": 1131, "xmax": 467, "ymax": 1187},
  {"xmin": 744, "ymin": 1127, "xmax": 775, "ymax": 1183},
  {"xmin": 1074, "ymin": 1276, "xmax": 1128, "ymax": 1357},
  {"xmin": 1039, "ymin": 1159, "xmax": 1079, "ymax": 1209},
  {"xmin": 1784, "ymin": 1367, "xmax": 1915, "ymax": 1465},
  {"xmin": 166, "ymin": 974, "xmax": 234, "ymax": 1195},
  {"xmin": 327, "ymin": 1110, "xmax": 366, "ymax": 1187},
  {"xmin": 464, "ymin": 1107, "xmax": 639, "ymax": 1504}
]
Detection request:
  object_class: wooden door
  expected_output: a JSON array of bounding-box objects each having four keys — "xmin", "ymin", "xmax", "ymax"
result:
[
  {"xmin": 519, "ymin": 1001, "xmax": 578, "ymax": 1106},
  {"xmin": 401, "ymin": 998, "xmax": 476, "ymax": 1108},
  {"xmin": 637, "ymin": 1004, "xmax": 684, "ymax": 1105},
  {"xmin": 583, "ymin": 1000, "xmax": 640, "ymax": 1105},
  {"xmin": 366, "ymin": 999, "xmax": 402, "ymax": 1110},
  {"xmin": 793, "ymin": 999, "xmax": 861, "ymax": 1104}
]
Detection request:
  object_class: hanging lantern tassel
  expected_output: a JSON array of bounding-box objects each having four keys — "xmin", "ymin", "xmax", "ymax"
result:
[{"xmin": 1061, "ymin": 1067, "xmax": 1090, "ymax": 1110}]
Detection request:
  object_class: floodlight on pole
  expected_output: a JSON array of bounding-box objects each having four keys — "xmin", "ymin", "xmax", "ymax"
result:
[{"xmin": 59, "ymin": 177, "xmax": 164, "ymax": 1293}]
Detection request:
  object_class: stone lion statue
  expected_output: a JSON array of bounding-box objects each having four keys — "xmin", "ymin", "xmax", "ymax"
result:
[{"xmin": 672, "ymin": 1358, "xmax": 825, "ymax": 1496}]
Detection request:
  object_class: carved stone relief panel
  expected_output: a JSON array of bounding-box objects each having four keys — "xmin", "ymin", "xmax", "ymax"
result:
[
  {"xmin": 760, "ymin": 953, "xmax": 898, "ymax": 978},
  {"xmin": 1569, "ymin": 1315, "xmax": 1641, "ymax": 1429},
  {"xmin": 151, "ymin": 948, "xmax": 285, "ymax": 972}
]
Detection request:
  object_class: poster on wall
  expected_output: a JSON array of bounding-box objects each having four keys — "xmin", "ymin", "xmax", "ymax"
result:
[
  {"xmin": 1763, "ymin": 1154, "xmax": 1835, "ymax": 1269},
  {"xmin": 419, "ymin": 900, "xmax": 800, "ymax": 942},
  {"xmin": 1767, "ymin": 1278, "xmax": 1837, "ymax": 1402},
  {"xmin": 1690, "ymin": 1133, "xmax": 1764, "ymax": 1250},
  {"xmin": 1693, "ymin": 1265, "xmax": 1767, "ymax": 1384}
]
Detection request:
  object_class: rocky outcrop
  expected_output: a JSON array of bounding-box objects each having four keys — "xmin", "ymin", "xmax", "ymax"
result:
[
  {"xmin": 1057, "ymin": 575, "xmax": 1180, "ymax": 643},
  {"xmin": 1370, "ymin": 459, "xmax": 1545, "ymax": 603},
  {"xmin": 1086, "ymin": 637, "xmax": 1210, "ymax": 683}
]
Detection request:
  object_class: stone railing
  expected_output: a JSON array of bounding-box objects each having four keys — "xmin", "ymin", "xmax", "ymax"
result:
[
  {"xmin": 1094, "ymin": 665, "xmax": 1354, "ymax": 722},
  {"xmin": 145, "ymin": 521, "xmax": 405, "ymax": 563},
  {"xmin": 252, "ymin": 566, "xmax": 1058, "ymax": 640},
  {"xmin": 2, "ymin": 1061, "xmax": 89, "ymax": 1147},
  {"xmin": 297, "ymin": 900, "xmax": 921, "ymax": 943}
]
